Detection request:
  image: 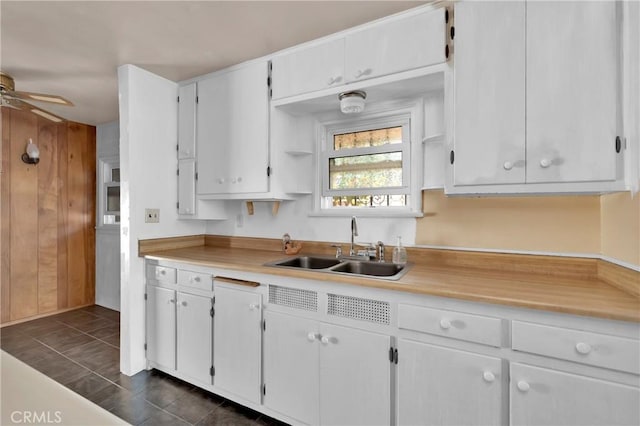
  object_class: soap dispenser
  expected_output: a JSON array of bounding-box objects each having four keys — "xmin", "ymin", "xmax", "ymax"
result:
[{"xmin": 392, "ymin": 236, "xmax": 407, "ymax": 265}]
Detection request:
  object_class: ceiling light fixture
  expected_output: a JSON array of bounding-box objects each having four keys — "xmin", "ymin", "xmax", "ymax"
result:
[{"xmin": 339, "ymin": 90, "xmax": 366, "ymax": 114}]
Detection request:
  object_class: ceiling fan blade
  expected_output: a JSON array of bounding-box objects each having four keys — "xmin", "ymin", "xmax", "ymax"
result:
[
  {"xmin": 7, "ymin": 90, "xmax": 74, "ymax": 106},
  {"xmin": 1, "ymin": 97, "xmax": 66, "ymax": 122}
]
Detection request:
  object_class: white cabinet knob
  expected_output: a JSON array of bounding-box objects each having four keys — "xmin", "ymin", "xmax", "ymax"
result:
[
  {"xmin": 483, "ymin": 371, "xmax": 495, "ymax": 382},
  {"xmin": 231, "ymin": 178, "xmax": 237, "ymax": 184},
  {"xmin": 307, "ymin": 332, "xmax": 318, "ymax": 342},
  {"xmin": 439, "ymin": 319, "xmax": 451, "ymax": 330},
  {"xmin": 190, "ymin": 276, "xmax": 200, "ymax": 283},
  {"xmin": 321, "ymin": 336, "xmax": 331, "ymax": 344},
  {"xmin": 354, "ymin": 68, "xmax": 372, "ymax": 79},
  {"xmin": 181, "ymin": 301, "xmax": 187, "ymax": 307},
  {"xmin": 575, "ymin": 342, "xmax": 592, "ymax": 355},
  {"xmin": 517, "ymin": 381, "xmax": 530, "ymax": 392},
  {"xmin": 539, "ymin": 158, "xmax": 552, "ymax": 168},
  {"xmin": 503, "ymin": 161, "xmax": 514, "ymax": 171},
  {"xmin": 217, "ymin": 178, "xmax": 225, "ymax": 184},
  {"xmin": 248, "ymin": 303, "xmax": 259, "ymax": 310}
]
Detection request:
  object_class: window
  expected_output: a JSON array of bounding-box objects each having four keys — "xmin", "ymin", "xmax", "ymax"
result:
[
  {"xmin": 321, "ymin": 114, "xmax": 411, "ymax": 211},
  {"xmin": 99, "ymin": 158, "xmax": 120, "ymax": 226}
]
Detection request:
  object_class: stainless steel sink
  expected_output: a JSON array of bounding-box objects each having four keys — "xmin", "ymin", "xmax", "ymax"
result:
[
  {"xmin": 268, "ymin": 256, "xmax": 342, "ymax": 269},
  {"xmin": 265, "ymin": 255, "xmax": 410, "ymax": 280}
]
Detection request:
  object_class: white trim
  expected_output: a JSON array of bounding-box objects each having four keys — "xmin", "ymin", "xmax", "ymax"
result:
[
  {"xmin": 308, "ymin": 209, "xmax": 423, "ymax": 218},
  {"xmin": 414, "ymin": 244, "xmax": 640, "ymax": 272}
]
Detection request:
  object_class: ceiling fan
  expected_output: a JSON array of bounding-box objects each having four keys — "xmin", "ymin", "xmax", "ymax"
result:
[{"xmin": 0, "ymin": 72, "xmax": 73, "ymax": 122}]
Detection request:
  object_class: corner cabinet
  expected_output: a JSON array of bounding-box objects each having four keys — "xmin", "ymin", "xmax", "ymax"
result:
[
  {"xmin": 196, "ymin": 60, "xmax": 270, "ymax": 197},
  {"xmin": 449, "ymin": 1, "xmax": 625, "ymax": 194}
]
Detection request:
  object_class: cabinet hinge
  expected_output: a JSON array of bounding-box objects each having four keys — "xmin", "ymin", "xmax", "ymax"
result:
[
  {"xmin": 615, "ymin": 136, "xmax": 622, "ymax": 153},
  {"xmin": 267, "ymin": 61, "xmax": 273, "ymax": 99},
  {"xmin": 210, "ymin": 307, "xmax": 214, "ymax": 317},
  {"xmin": 262, "ymin": 319, "xmax": 266, "ymax": 331},
  {"xmin": 394, "ymin": 348, "xmax": 398, "ymax": 365},
  {"xmin": 266, "ymin": 166, "xmax": 272, "ymax": 177},
  {"xmin": 389, "ymin": 347, "xmax": 394, "ymax": 363},
  {"xmin": 177, "ymin": 169, "xmax": 179, "ymax": 176},
  {"xmin": 177, "ymin": 96, "xmax": 180, "ymax": 103},
  {"xmin": 196, "ymin": 96, "xmax": 199, "ymax": 104},
  {"xmin": 450, "ymin": 150, "xmax": 455, "ymax": 165},
  {"xmin": 144, "ymin": 293, "xmax": 147, "ymax": 300},
  {"xmin": 176, "ymin": 144, "xmax": 179, "ymax": 152},
  {"xmin": 144, "ymin": 343, "xmax": 147, "ymax": 351},
  {"xmin": 210, "ymin": 366, "xmax": 214, "ymax": 376},
  {"xmin": 195, "ymin": 172, "xmax": 198, "ymax": 180},
  {"xmin": 262, "ymin": 384, "xmax": 266, "ymax": 396},
  {"xmin": 177, "ymin": 202, "xmax": 180, "ymax": 209}
]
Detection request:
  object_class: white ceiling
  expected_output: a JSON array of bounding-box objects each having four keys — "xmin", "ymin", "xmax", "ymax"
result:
[{"xmin": 1, "ymin": 1, "xmax": 426, "ymax": 125}]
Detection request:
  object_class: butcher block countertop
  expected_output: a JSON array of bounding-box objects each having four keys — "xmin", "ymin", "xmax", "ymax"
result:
[{"xmin": 141, "ymin": 235, "xmax": 640, "ymax": 323}]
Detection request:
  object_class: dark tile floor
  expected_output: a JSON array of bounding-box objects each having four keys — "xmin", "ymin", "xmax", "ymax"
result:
[{"xmin": 1, "ymin": 305, "xmax": 287, "ymax": 426}]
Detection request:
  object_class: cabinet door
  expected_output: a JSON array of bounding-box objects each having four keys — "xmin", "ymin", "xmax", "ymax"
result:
[
  {"xmin": 398, "ymin": 339, "xmax": 503, "ymax": 426},
  {"xmin": 197, "ymin": 61, "xmax": 270, "ymax": 195},
  {"xmin": 345, "ymin": 9, "xmax": 445, "ymax": 83},
  {"xmin": 453, "ymin": 1, "xmax": 526, "ymax": 186},
  {"xmin": 176, "ymin": 291, "xmax": 212, "ymax": 384},
  {"xmin": 178, "ymin": 83, "xmax": 197, "ymax": 159},
  {"xmin": 263, "ymin": 311, "xmax": 319, "ymax": 425},
  {"xmin": 526, "ymin": 2, "xmax": 619, "ymax": 184},
  {"xmin": 177, "ymin": 159, "xmax": 196, "ymax": 216},
  {"xmin": 272, "ymin": 38, "xmax": 345, "ymax": 99},
  {"xmin": 146, "ymin": 286, "xmax": 176, "ymax": 370},
  {"xmin": 511, "ymin": 363, "xmax": 640, "ymax": 426},
  {"xmin": 319, "ymin": 323, "xmax": 391, "ymax": 426},
  {"xmin": 213, "ymin": 286, "xmax": 262, "ymax": 403}
]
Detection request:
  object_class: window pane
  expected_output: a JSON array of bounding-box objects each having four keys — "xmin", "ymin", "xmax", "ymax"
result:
[
  {"xmin": 111, "ymin": 168, "xmax": 120, "ymax": 182},
  {"xmin": 329, "ymin": 152, "xmax": 402, "ymax": 189},
  {"xmin": 106, "ymin": 185, "xmax": 120, "ymax": 212},
  {"xmin": 334, "ymin": 126, "xmax": 402, "ymax": 150},
  {"xmin": 331, "ymin": 195, "xmax": 407, "ymax": 207}
]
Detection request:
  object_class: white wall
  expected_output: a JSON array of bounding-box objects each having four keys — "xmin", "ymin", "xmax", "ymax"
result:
[
  {"xmin": 96, "ymin": 120, "xmax": 121, "ymax": 311},
  {"xmin": 118, "ymin": 64, "xmax": 206, "ymax": 376}
]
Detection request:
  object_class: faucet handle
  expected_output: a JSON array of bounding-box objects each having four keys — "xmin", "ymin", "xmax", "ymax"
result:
[
  {"xmin": 376, "ymin": 241, "xmax": 385, "ymax": 262},
  {"xmin": 330, "ymin": 244, "xmax": 343, "ymax": 258}
]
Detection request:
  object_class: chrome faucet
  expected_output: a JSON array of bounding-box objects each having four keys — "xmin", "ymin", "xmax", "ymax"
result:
[{"xmin": 350, "ymin": 216, "xmax": 358, "ymax": 256}]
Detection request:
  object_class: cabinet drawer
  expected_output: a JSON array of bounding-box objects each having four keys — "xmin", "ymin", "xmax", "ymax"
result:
[
  {"xmin": 398, "ymin": 304, "xmax": 503, "ymax": 347},
  {"xmin": 512, "ymin": 321, "xmax": 640, "ymax": 374},
  {"xmin": 146, "ymin": 265, "xmax": 177, "ymax": 284},
  {"xmin": 178, "ymin": 270, "xmax": 212, "ymax": 292}
]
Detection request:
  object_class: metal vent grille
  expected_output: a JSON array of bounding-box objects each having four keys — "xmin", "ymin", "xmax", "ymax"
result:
[
  {"xmin": 268, "ymin": 285, "xmax": 318, "ymax": 312},
  {"xmin": 327, "ymin": 294, "xmax": 390, "ymax": 325}
]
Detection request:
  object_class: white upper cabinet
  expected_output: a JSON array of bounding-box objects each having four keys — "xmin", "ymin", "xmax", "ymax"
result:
[
  {"xmin": 450, "ymin": 1, "xmax": 624, "ymax": 193},
  {"xmin": 345, "ymin": 8, "xmax": 446, "ymax": 83},
  {"xmin": 453, "ymin": 2, "xmax": 526, "ymax": 186},
  {"xmin": 177, "ymin": 159, "xmax": 196, "ymax": 216},
  {"xmin": 197, "ymin": 60, "xmax": 270, "ymax": 196},
  {"xmin": 178, "ymin": 83, "xmax": 197, "ymax": 160},
  {"xmin": 526, "ymin": 2, "xmax": 619, "ymax": 184},
  {"xmin": 271, "ymin": 38, "xmax": 345, "ymax": 100}
]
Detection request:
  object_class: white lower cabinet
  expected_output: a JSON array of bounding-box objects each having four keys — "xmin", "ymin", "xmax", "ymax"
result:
[
  {"xmin": 213, "ymin": 285, "xmax": 262, "ymax": 403},
  {"xmin": 398, "ymin": 339, "xmax": 504, "ymax": 426},
  {"xmin": 263, "ymin": 311, "xmax": 391, "ymax": 425},
  {"xmin": 145, "ymin": 284, "xmax": 213, "ymax": 385},
  {"xmin": 511, "ymin": 363, "xmax": 640, "ymax": 426}
]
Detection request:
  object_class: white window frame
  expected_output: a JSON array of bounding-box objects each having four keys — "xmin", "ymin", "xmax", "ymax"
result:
[
  {"xmin": 98, "ymin": 156, "xmax": 120, "ymax": 227},
  {"xmin": 313, "ymin": 100, "xmax": 424, "ymax": 217}
]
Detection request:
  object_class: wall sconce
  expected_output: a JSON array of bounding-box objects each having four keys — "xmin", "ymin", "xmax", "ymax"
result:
[
  {"xmin": 21, "ymin": 138, "xmax": 39, "ymax": 165},
  {"xmin": 339, "ymin": 90, "xmax": 366, "ymax": 114}
]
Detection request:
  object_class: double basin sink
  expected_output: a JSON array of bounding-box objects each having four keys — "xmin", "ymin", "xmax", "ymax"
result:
[{"xmin": 265, "ymin": 255, "xmax": 410, "ymax": 281}]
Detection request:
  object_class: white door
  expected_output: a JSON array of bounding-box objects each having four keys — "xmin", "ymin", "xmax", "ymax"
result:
[
  {"xmin": 176, "ymin": 291, "xmax": 212, "ymax": 385},
  {"xmin": 453, "ymin": 1, "xmax": 526, "ymax": 186},
  {"xmin": 526, "ymin": 2, "xmax": 619, "ymax": 184},
  {"xmin": 178, "ymin": 159, "xmax": 196, "ymax": 216},
  {"xmin": 146, "ymin": 285, "xmax": 176, "ymax": 370},
  {"xmin": 397, "ymin": 339, "xmax": 503, "ymax": 426},
  {"xmin": 178, "ymin": 83, "xmax": 197, "ymax": 159},
  {"xmin": 511, "ymin": 363, "xmax": 640, "ymax": 426},
  {"xmin": 345, "ymin": 9, "xmax": 445, "ymax": 83},
  {"xmin": 213, "ymin": 286, "xmax": 262, "ymax": 403},
  {"xmin": 319, "ymin": 323, "xmax": 391, "ymax": 426},
  {"xmin": 263, "ymin": 311, "xmax": 319, "ymax": 425},
  {"xmin": 271, "ymin": 38, "xmax": 345, "ymax": 99},
  {"xmin": 197, "ymin": 61, "xmax": 270, "ymax": 195}
]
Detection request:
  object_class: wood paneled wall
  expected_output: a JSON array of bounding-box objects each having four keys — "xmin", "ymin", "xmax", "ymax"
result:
[{"xmin": 1, "ymin": 108, "xmax": 96, "ymax": 324}]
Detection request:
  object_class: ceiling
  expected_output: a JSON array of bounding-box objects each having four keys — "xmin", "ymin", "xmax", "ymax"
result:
[{"xmin": 1, "ymin": 1, "xmax": 427, "ymax": 125}]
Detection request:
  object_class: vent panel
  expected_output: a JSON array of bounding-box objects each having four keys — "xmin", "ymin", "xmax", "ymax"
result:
[
  {"xmin": 269, "ymin": 285, "xmax": 318, "ymax": 312},
  {"xmin": 327, "ymin": 294, "xmax": 390, "ymax": 325}
]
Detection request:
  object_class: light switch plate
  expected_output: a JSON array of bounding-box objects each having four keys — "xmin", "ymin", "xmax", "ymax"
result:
[{"xmin": 145, "ymin": 208, "xmax": 160, "ymax": 223}]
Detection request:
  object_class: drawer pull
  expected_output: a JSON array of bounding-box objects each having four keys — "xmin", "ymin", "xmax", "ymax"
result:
[
  {"xmin": 575, "ymin": 342, "xmax": 592, "ymax": 355},
  {"xmin": 248, "ymin": 303, "xmax": 259, "ymax": 310},
  {"xmin": 483, "ymin": 371, "xmax": 495, "ymax": 382},
  {"xmin": 190, "ymin": 276, "xmax": 201, "ymax": 283},
  {"xmin": 517, "ymin": 381, "xmax": 530, "ymax": 392},
  {"xmin": 169, "ymin": 299, "xmax": 175, "ymax": 304},
  {"xmin": 439, "ymin": 319, "xmax": 451, "ymax": 330},
  {"xmin": 307, "ymin": 332, "xmax": 319, "ymax": 342}
]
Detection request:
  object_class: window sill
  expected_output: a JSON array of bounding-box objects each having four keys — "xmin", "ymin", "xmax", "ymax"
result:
[{"xmin": 308, "ymin": 209, "xmax": 423, "ymax": 218}]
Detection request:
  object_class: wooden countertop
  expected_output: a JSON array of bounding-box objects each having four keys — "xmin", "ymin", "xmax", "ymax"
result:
[{"xmin": 143, "ymin": 244, "xmax": 640, "ymax": 323}]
